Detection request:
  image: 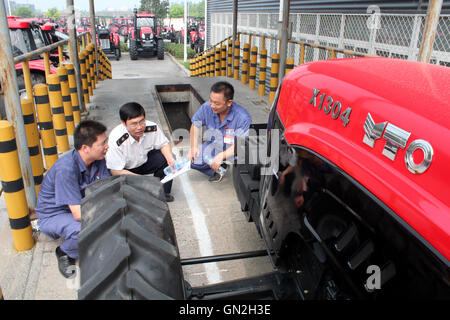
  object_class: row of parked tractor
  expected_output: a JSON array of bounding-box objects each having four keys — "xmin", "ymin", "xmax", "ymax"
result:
[{"xmin": 4, "ymin": 9, "xmax": 205, "ymax": 114}]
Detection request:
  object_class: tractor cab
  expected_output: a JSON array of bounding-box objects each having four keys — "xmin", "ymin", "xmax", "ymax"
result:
[{"xmin": 128, "ymin": 10, "xmax": 164, "ymax": 60}]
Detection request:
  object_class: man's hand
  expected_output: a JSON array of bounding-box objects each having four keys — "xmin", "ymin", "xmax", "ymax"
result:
[
  {"xmin": 189, "ymin": 147, "xmax": 200, "ymax": 163},
  {"xmin": 210, "ymin": 152, "xmax": 224, "ymax": 172}
]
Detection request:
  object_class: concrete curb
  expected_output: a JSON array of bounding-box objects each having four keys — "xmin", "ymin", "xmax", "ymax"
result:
[{"xmin": 166, "ymin": 52, "xmax": 191, "ymax": 77}]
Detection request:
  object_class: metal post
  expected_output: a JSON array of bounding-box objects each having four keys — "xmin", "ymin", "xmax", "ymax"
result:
[
  {"xmin": 278, "ymin": 0, "xmax": 290, "ymax": 82},
  {"xmin": 204, "ymin": 0, "xmax": 207, "ymax": 51},
  {"xmin": 89, "ymin": 0, "xmax": 99, "ymax": 78},
  {"xmin": 66, "ymin": 0, "xmax": 85, "ymax": 113},
  {"xmin": 0, "ymin": 0, "xmax": 36, "ymax": 210},
  {"xmin": 418, "ymin": 0, "xmax": 443, "ymax": 63},
  {"xmin": 184, "ymin": 0, "xmax": 187, "ymax": 62},
  {"xmin": 231, "ymin": 0, "xmax": 238, "ymax": 74}
]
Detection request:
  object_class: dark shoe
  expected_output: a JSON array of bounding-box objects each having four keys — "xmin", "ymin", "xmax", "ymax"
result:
[
  {"xmin": 55, "ymin": 246, "xmax": 76, "ymax": 279},
  {"xmin": 208, "ymin": 172, "xmax": 223, "ymax": 182},
  {"xmin": 165, "ymin": 194, "xmax": 174, "ymax": 202}
]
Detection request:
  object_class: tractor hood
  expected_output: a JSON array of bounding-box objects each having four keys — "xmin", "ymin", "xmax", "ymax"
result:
[
  {"xmin": 276, "ymin": 57, "xmax": 450, "ymax": 261},
  {"xmin": 140, "ymin": 26, "xmax": 153, "ymax": 37}
]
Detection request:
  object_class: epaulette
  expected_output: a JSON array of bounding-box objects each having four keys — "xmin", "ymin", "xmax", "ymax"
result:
[
  {"xmin": 145, "ymin": 125, "xmax": 157, "ymax": 133},
  {"xmin": 116, "ymin": 133, "xmax": 129, "ymax": 146}
]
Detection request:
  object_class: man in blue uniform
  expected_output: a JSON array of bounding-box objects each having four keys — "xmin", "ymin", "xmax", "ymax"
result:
[
  {"xmin": 36, "ymin": 120, "xmax": 110, "ymax": 278},
  {"xmin": 189, "ymin": 81, "xmax": 252, "ymax": 182}
]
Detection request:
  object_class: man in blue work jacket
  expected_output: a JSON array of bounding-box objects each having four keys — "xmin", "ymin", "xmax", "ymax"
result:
[
  {"xmin": 189, "ymin": 81, "xmax": 252, "ymax": 182},
  {"xmin": 36, "ymin": 120, "xmax": 111, "ymax": 278}
]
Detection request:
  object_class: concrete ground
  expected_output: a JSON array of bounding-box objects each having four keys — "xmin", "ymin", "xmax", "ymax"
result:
[{"xmin": 0, "ymin": 51, "xmax": 274, "ymax": 299}]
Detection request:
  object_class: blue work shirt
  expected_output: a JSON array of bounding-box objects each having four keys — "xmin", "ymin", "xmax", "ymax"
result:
[
  {"xmin": 191, "ymin": 101, "xmax": 252, "ymax": 151},
  {"xmin": 36, "ymin": 150, "xmax": 111, "ymax": 220}
]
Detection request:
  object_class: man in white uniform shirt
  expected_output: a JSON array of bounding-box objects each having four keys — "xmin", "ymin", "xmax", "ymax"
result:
[{"xmin": 106, "ymin": 102, "xmax": 176, "ymax": 202}]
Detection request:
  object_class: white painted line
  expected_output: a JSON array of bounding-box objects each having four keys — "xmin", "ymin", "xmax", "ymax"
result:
[{"xmin": 179, "ymin": 174, "xmax": 222, "ymax": 284}]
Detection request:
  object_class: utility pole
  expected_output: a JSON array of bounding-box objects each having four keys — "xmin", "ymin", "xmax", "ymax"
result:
[
  {"xmin": 0, "ymin": 0, "xmax": 36, "ymax": 209},
  {"xmin": 184, "ymin": 0, "xmax": 187, "ymax": 62},
  {"xmin": 418, "ymin": 0, "xmax": 443, "ymax": 63},
  {"xmin": 231, "ymin": 0, "xmax": 238, "ymax": 72},
  {"xmin": 278, "ymin": 0, "xmax": 290, "ymax": 82}
]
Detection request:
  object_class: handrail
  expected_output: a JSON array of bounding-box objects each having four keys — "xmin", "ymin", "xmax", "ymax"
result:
[{"xmin": 238, "ymin": 31, "xmax": 377, "ymax": 58}]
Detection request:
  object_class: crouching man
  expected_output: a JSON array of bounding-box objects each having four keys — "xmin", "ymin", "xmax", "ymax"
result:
[
  {"xmin": 105, "ymin": 102, "xmax": 176, "ymax": 202},
  {"xmin": 36, "ymin": 120, "xmax": 111, "ymax": 278}
]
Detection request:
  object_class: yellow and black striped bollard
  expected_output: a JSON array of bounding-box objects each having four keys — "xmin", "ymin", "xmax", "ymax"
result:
[
  {"xmin": 21, "ymin": 98, "xmax": 44, "ymax": 195},
  {"xmin": 241, "ymin": 43, "xmax": 250, "ymax": 84},
  {"xmin": 227, "ymin": 40, "xmax": 233, "ymax": 77},
  {"xmin": 258, "ymin": 49, "xmax": 267, "ymax": 96},
  {"xmin": 201, "ymin": 53, "xmax": 206, "ymax": 77},
  {"xmin": 269, "ymin": 53, "xmax": 280, "ymax": 103},
  {"xmin": 47, "ymin": 74, "xmax": 69, "ymax": 153},
  {"xmin": 221, "ymin": 44, "xmax": 226, "ymax": 76},
  {"xmin": 285, "ymin": 58, "xmax": 294, "ymax": 75},
  {"xmin": 215, "ymin": 47, "xmax": 221, "ymax": 76},
  {"xmin": 65, "ymin": 63, "xmax": 81, "ymax": 126},
  {"xmin": 34, "ymin": 84, "xmax": 58, "ymax": 169},
  {"xmin": 233, "ymin": 40, "xmax": 240, "ymax": 80},
  {"xmin": 0, "ymin": 121, "xmax": 34, "ymax": 251},
  {"xmin": 249, "ymin": 46, "xmax": 258, "ymax": 90},
  {"xmin": 207, "ymin": 50, "xmax": 212, "ymax": 77},
  {"xmin": 56, "ymin": 66, "xmax": 75, "ymax": 136},
  {"xmin": 83, "ymin": 50, "xmax": 93, "ymax": 97},
  {"xmin": 79, "ymin": 52, "xmax": 90, "ymax": 104}
]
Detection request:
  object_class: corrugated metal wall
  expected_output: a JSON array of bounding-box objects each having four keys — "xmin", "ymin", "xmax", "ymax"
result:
[{"xmin": 206, "ymin": 0, "xmax": 450, "ymax": 45}]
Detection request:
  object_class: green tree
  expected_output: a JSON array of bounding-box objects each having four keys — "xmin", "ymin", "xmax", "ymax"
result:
[
  {"xmin": 13, "ymin": 6, "xmax": 33, "ymax": 18},
  {"xmin": 169, "ymin": 4, "xmax": 184, "ymax": 18},
  {"xmin": 189, "ymin": 1, "xmax": 205, "ymax": 18},
  {"xmin": 46, "ymin": 7, "xmax": 60, "ymax": 20},
  {"xmin": 140, "ymin": 0, "xmax": 169, "ymax": 17}
]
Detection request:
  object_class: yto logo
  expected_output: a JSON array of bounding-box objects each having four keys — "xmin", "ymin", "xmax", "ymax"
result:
[{"xmin": 363, "ymin": 113, "xmax": 433, "ymax": 174}]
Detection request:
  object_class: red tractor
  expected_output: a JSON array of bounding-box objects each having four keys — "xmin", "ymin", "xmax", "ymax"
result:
[
  {"xmin": 190, "ymin": 24, "xmax": 205, "ymax": 53},
  {"xmin": 96, "ymin": 23, "xmax": 121, "ymax": 61},
  {"xmin": 1, "ymin": 17, "xmax": 57, "ymax": 118},
  {"xmin": 118, "ymin": 17, "xmax": 133, "ymax": 43},
  {"xmin": 128, "ymin": 9, "xmax": 164, "ymax": 60}
]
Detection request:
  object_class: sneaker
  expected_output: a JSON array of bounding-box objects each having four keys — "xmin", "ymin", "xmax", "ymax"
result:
[
  {"xmin": 55, "ymin": 246, "xmax": 76, "ymax": 279},
  {"xmin": 208, "ymin": 172, "xmax": 223, "ymax": 182},
  {"xmin": 165, "ymin": 194, "xmax": 174, "ymax": 202}
]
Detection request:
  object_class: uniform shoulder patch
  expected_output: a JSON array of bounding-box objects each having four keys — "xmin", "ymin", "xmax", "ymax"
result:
[
  {"xmin": 145, "ymin": 125, "xmax": 157, "ymax": 132},
  {"xmin": 116, "ymin": 133, "xmax": 129, "ymax": 146}
]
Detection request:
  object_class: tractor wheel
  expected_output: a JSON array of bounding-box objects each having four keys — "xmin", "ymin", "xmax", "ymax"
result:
[
  {"xmin": 78, "ymin": 175, "xmax": 185, "ymax": 300},
  {"xmin": 130, "ymin": 40, "xmax": 138, "ymax": 60},
  {"xmin": 198, "ymin": 39, "xmax": 205, "ymax": 53},
  {"xmin": 115, "ymin": 46, "xmax": 121, "ymax": 61},
  {"xmin": 157, "ymin": 39, "xmax": 164, "ymax": 60}
]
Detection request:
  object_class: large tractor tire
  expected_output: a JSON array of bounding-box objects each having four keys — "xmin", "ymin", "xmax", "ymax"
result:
[
  {"xmin": 78, "ymin": 175, "xmax": 185, "ymax": 300},
  {"xmin": 129, "ymin": 39, "xmax": 138, "ymax": 60},
  {"xmin": 157, "ymin": 39, "xmax": 164, "ymax": 60}
]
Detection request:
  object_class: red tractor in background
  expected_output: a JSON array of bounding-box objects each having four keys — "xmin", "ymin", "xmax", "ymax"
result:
[
  {"xmin": 159, "ymin": 25, "xmax": 176, "ymax": 43},
  {"xmin": 128, "ymin": 9, "xmax": 164, "ymax": 60},
  {"xmin": 117, "ymin": 17, "xmax": 133, "ymax": 43},
  {"xmin": 176, "ymin": 18, "xmax": 205, "ymax": 53},
  {"xmin": 96, "ymin": 23, "xmax": 121, "ymax": 61},
  {"xmin": 1, "ymin": 17, "xmax": 57, "ymax": 118},
  {"xmin": 40, "ymin": 22, "xmax": 70, "ymax": 66},
  {"xmin": 190, "ymin": 23, "xmax": 205, "ymax": 53}
]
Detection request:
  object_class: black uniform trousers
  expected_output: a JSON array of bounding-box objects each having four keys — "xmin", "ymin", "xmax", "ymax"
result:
[{"xmin": 129, "ymin": 149, "xmax": 172, "ymax": 194}]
